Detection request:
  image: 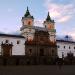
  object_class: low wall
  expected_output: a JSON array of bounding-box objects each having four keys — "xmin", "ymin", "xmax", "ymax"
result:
[
  {"xmin": 0, "ymin": 55, "xmax": 75, "ymax": 65},
  {"xmin": 0, "ymin": 56, "xmax": 57, "ymax": 65}
]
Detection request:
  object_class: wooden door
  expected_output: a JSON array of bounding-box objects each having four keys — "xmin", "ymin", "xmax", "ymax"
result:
[{"xmin": 2, "ymin": 44, "xmax": 12, "ymax": 56}]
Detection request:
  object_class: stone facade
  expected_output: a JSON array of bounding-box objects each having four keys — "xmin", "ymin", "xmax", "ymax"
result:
[
  {"xmin": 25, "ymin": 30, "xmax": 57, "ymax": 58},
  {"xmin": 20, "ymin": 7, "xmax": 57, "ymax": 59}
]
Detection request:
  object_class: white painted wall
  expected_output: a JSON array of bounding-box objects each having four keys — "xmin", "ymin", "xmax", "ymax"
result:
[
  {"xmin": 57, "ymin": 41, "xmax": 75, "ymax": 58},
  {"xmin": 0, "ymin": 36, "xmax": 25, "ymax": 55}
]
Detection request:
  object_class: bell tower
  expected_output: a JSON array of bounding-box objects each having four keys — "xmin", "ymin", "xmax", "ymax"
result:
[
  {"xmin": 20, "ymin": 7, "xmax": 35, "ymax": 40},
  {"xmin": 22, "ymin": 7, "xmax": 34, "ymax": 26},
  {"xmin": 43, "ymin": 12, "xmax": 56, "ymax": 43}
]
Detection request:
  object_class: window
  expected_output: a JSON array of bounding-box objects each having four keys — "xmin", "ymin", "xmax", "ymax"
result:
[
  {"xmin": 28, "ymin": 21, "xmax": 31, "ymax": 25},
  {"xmin": 5, "ymin": 40, "xmax": 8, "ymax": 43},
  {"xmin": 64, "ymin": 46, "xmax": 65, "ymax": 49},
  {"xmin": 69, "ymin": 46, "xmax": 70, "ymax": 49},
  {"xmin": 74, "ymin": 47, "xmax": 75, "ymax": 49},
  {"xmin": 57, "ymin": 45, "xmax": 60, "ymax": 48},
  {"xmin": 17, "ymin": 40, "xmax": 20, "ymax": 44}
]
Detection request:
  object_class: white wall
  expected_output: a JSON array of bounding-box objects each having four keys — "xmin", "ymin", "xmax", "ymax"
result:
[
  {"xmin": 0, "ymin": 36, "xmax": 25, "ymax": 55},
  {"xmin": 57, "ymin": 41, "xmax": 75, "ymax": 58}
]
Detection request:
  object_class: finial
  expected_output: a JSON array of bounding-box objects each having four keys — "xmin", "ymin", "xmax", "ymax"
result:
[
  {"xmin": 46, "ymin": 11, "xmax": 54, "ymax": 23},
  {"xmin": 48, "ymin": 12, "xmax": 49, "ymax": 16},
  {"xmin": 27, "ymin": 6, "xmax": 29, "ymax": 11},
  {"xmin": 46, "ymin": 12, "xmax": 51, "ymax": 21},
  {"xmin": 23, "ymin": 6, "xmax": 34, "ymax": 19},
  {"xmin": 24, "ymin": 6, "xmax": 30, "ymax": 17}
]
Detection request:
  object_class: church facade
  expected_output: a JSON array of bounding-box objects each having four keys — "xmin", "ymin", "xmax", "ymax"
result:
[
  {"xmin": 0, "ymin": 7, "xmax": 75, "ymax": 59},
  {"xmin": 20, "ymin": 7, "xmax": 57, "ymax": 58}
]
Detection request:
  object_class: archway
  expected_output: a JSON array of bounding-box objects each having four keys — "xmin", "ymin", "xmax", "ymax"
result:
[
  {"xmin": 1, "ymin": 42, "xmax": 13, "ymax": 56},
  {"xmin": 40, "ymin": 49, "xmax": 44, "ymax": 56}
]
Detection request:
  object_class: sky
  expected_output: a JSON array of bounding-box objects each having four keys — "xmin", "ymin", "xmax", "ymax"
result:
[{"xmin": 0, "ymin": 0, "xmax": 75, "ymax": 38}]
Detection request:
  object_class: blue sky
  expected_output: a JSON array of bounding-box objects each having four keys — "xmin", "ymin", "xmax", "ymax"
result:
[{"xmin": 0, "ymin": 0, "xmax": 75, "ymax": 38}]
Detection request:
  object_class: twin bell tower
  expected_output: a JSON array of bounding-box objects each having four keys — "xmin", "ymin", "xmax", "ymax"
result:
[{"xmin": 20, "ymin": 7, "xmax": 56, "ymax": 43}]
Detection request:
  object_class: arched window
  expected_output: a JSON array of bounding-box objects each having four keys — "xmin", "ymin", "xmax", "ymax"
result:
[{"xmin": 28, "ymin": 21, "xmax": 31, "ymax": 25}]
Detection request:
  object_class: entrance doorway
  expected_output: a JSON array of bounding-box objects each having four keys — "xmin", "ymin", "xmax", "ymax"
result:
[
  {"xmin": 40, "ymin": 49, "xmax": 44, "ymax": 56},
  {"xmin": 1, "ymin": 44, "xmax": 12, "ymax": 56}
]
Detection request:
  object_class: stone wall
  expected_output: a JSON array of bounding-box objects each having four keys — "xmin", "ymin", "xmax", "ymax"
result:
[
  {"xmin": 0, "ymin": 56, "xmax": 57, "ymax": 65},
  {"xmin": 0, "ymin": 55, "xmax": 75, "ymax": 65}
]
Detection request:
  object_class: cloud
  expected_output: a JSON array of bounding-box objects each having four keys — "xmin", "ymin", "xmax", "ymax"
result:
[
  {"xmin": 44, "ymin": 0, "xmax": 75, "ymax": 23},
  {"xmin": 57, "ymin": 16, "xmax": 71, "ymax": 23}
]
